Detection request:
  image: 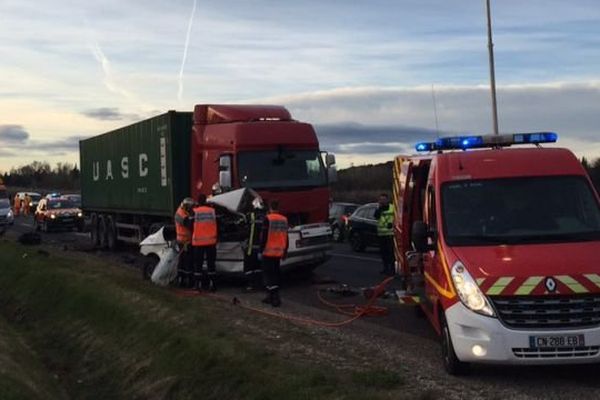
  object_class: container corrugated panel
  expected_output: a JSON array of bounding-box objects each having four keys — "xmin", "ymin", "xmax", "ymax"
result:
[{"xmin": 80, "ymin": 111, "xmax": 192, "ymax": 216}]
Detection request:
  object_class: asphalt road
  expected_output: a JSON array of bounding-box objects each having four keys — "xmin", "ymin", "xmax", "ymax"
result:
[{"xmin": 7, "ymin": 215, "xmax": 600, "ymax": 399}]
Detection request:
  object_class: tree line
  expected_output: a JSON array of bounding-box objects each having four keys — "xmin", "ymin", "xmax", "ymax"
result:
[
  {"xmin": 333, "ymin": 157, "xmax": 600, "ymax": 204},
  {"xmin": 1, "ymin": 161, "xmax": 80, "ymax": 191}
]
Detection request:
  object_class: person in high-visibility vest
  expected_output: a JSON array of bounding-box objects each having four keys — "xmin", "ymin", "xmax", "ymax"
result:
[
  {"xmin": 259, "ymin": 200, "xmax": 288, "ymax": 307},
  {"xmin": 243, "ymin": 200, "xmax": 265, "ymax": 291},
  {"xmin": 374, "ymin": 193, "xmax": 395, "ymax": 276},
  {"xmin": 13, "ymin": 194, "xmax": 20, "ymax": 216},
  {"xmin": 174, "ymin": 197, "xmax": 195, "ymax": 288},
  {"xmin": 192, "ymin": 194, "xmax": 218, "ymax": 291}
]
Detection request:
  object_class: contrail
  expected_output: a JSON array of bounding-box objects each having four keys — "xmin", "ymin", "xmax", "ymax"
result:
[
  {"xmin": 90, "ymin": 41, "xmax": 133, "ymax": 100},
  {"xmin": 178, "ymin": 0, "xmax": 198, "ymax": 104}
]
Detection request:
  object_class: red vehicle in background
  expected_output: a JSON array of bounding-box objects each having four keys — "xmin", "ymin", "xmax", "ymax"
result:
[{"xmin": 393, "ymin": 133, "xmax": 600, "ymax": 374}]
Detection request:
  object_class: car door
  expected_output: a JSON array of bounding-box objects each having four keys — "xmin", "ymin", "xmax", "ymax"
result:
[{"xmin": 363, "ymin": 205, "xmax": 379, "ymax": 246}]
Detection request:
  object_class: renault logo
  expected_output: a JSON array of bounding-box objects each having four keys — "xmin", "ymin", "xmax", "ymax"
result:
[{"xmin": 545, "ymin": 277, "xmax": 557, "ymax": 292}]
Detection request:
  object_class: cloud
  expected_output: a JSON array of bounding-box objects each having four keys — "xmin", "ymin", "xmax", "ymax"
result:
[
  {"xmin": 0, "ymin": 125, "xmax": 30, "ymax": 143},
  {"xmin": 81, "ymin": 107, "xmax": 139, "ymax": 121}
]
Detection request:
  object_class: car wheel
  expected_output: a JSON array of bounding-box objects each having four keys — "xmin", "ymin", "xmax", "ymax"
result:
[
  {"xmin": 440, "ymin": 311, "xmax": 470, "ymax": 375},
  {"xmin": 349, "ymin": 232, "xmax": 366, "ymax": 252},
  {"xmin": 332, "ymin": 225, "xmax": 343, "ymax": 242},
  {"xmin": 142, "ymin": 254, "xmax": 159, "ymax": 280}
]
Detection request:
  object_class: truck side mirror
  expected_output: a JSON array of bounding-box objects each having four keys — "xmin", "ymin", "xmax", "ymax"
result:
[
  {"xmin": 325, "ymin": 153, "xmax": 336, "ymax": 167},
  {"xmin": 218, "ymin": 155, "xmax": 232, "ymax": 189},
  {"xmin": 412, "ymin": 220, "xmax": 430, "ymax": 252},
  {"xmin": 328, "ymin": 166, "xmax": 338, "ymax": 183},
  {"xmin": 219, "ymin": 171, "xmax": 232, "ymax": 190}
]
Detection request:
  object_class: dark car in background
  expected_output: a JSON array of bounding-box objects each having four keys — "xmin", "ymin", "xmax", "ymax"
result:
[
  {"xmin": 35, "ymin": 198, "xmax": 84, "ymax": 232},
  {"xmin": 61, "ymin": 194, "xmax": 81, "ymax": 208},
  {"xmin": 328, "ymin": 202, "xmax": 359, "ymax": 242},
  {"xmin": 346, "ymin": 203, "xmax": 379, "ymax": 252}
]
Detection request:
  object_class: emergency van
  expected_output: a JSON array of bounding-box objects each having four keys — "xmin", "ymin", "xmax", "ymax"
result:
[{"xmin": 393, "ymin": 132, "xmax": 600, "ymax": 374}]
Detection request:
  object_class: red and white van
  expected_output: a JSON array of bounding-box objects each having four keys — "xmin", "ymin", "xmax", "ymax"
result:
[{"xmin": 393, "ymin": 133, "xmax": 600, "ymax": 374}]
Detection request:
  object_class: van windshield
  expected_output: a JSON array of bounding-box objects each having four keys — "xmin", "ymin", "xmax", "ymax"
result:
[
  {"xmin": 238, "ymin": 149, "xmax": 327, "ymax": 190},
  {"xmin": 442, "ymin": 176, "xmax": 600, "ymax": 246}
]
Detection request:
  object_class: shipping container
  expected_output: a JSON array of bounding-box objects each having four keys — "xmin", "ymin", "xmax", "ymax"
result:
[{"xmin": 80, "ymin": 111, "xmax": 192, "ymax": 217}]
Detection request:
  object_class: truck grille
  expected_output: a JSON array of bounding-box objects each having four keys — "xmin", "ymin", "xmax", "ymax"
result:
[
  {"xmin": 491, "ymin": 295, "xmax": 600, "ymax": 329},
  {"xmin": 513, "ymin": 346, "xmax": 600, "ymax": 359}
]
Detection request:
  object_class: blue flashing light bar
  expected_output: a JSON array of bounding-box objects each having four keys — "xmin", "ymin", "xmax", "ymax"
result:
[{"xmin": 414, "ymin": 132, "xmax": 558, "ymax": 152}]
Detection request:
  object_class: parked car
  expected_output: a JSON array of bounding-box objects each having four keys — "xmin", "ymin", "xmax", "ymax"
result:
[
  {"xmin": 35, "ymin": 198, "xmax": 84, "ymax": 232},
  {"xmin": 61, "ymin": 194, "xmax": 81, "ymax": 208},
  {"xmin": 328, "ymin": 202, "xmax": 359, "ymax": 242},
  {"xmin": 15, "ymin": 192, "xmax": 42, "ymax": 213},
  {"xmin": 346, "ymin": 203, "xmax": 379, "ymax": 252},
  {"xmin": 0, "ymin": 197, "xmax": 14, "ymax": 227}
]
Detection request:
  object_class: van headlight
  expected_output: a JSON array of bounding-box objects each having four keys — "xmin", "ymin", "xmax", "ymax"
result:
[{"xmin": 451, "ymin": 261, "xmax": 495, "ymax": 317}]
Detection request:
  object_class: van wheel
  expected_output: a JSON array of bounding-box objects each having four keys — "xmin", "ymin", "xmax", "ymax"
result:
[
  {"xmin": 440, "ymin": 311, "xmax": 470, "ymax": 375},
  {"xmin": 349, "ymin": 232, "xmax": 366, "ymax": 252}
]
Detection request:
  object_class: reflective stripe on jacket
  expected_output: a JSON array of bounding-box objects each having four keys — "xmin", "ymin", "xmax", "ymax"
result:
[
  {"xmin": 174, "ymin": 206, "xmax": 192, "ymax": 244},
  {"xmin": 263, "ymin": 213, "xmax": 288, "ymax": 258},
  {"xmin": 192, "ymin": 206, "xmax": 217, "ymax": 246},
  {"xmin": 377, "ymin": 204, "xmax": 394, "ymax": 236}
]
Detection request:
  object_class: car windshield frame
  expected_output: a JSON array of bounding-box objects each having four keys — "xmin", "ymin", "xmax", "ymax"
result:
[
  {"xmin": 237, "ymin": 149, "xmax": 328, "ymax": 190},
  {"xmin": 48, "ymin": 200, "xmax": 74, "ymax": 210},
  {"xmin": 441, "ymin": 175, "xmax": 600, "ymax": 246}
]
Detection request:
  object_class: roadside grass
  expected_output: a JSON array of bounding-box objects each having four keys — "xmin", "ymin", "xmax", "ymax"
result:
[{"xmin": 0, "ymin": 241, "xmax": 406, "ymax": 399}]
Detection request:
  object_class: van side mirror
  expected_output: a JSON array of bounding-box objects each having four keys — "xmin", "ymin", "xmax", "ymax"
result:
[{"xmin": 412, "ymin": 220, "xmax": 432, "ymax": 252}]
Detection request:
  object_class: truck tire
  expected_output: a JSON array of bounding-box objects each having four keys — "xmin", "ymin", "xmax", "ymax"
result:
[
  {"xmin": 90, "ymin": 214, "xmax": 99, "ymax": 247},
  {"xmin": 106, "ymin": 215, "xmax": 118, "ymax": 251},
  {"xmin": 98, "ymin": 215, "xmax": 108, "ymax": 249},
  {"xmin": 440, "ymin": 310, "xmax": 470, "ymax": 375}
]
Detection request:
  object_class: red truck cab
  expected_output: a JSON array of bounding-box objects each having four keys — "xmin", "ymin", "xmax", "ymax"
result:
[
  {"xmin": 394, "ymin": 133, "xmax": 600, "ymax": 373},
  {"xmin": 190, "ymin": 105, "xmax": 334, "ymax": 269}
]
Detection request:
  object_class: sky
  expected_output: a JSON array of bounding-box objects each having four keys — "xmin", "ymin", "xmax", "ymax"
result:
[{"xmin": 1, "ymin": 0, "xmax": 600, "ymax": 171}]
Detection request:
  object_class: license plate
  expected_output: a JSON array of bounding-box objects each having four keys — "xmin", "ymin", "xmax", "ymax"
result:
[
  {"xmin": 529, "ymin": 334, "xmax": 585, "ymax": 348},
  {"xmin": 61, "ymin": 218, "xmax": 73, "ymax": 222}
]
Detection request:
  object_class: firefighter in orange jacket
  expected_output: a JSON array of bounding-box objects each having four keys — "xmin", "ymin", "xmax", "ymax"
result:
[
  {"xmin": 192, "ymin": 194, "xmax": 218, "ymax": 291},
  {"xmin": 259, "ymin": 200, "xmax": 288, "ymax": 307},
  {"xmin": 13, "ymin": 194, "xmax": 21, "ymax": 216},
  {"xmin": 174, "ymin": 197, "xmax": 195, "ymax": 288}
]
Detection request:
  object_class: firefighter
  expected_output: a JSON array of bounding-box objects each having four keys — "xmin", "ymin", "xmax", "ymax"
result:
[
  {"xmin": 259, "ymin": 200, "xmax": 288, "ymax": 307},
  {"xmin": 13, "ymin": 193, "xmax": 20, "ymax": 216},
  {"xmin": 374, "ymin": 193, "xmax": 395, "ymax": 276},
  {"xmin": 243, "ymin": 198, "xmax": 265, "ymax": 291},
  {"xmin": 174, "ymin": 197, "xmax": 195, "ymax": 288},
  {"xmin": 23, "ymin": 193, "xmax": 31, "ymax": 216},
  {"xmin": 192, "ymin": 194, "xmax": 218, "ymax": 291}
]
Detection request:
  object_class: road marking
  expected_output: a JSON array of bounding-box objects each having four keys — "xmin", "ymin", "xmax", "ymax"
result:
[
  {"xmin": 74, "ymin": 232, "xmax": 89, "ymax": 238},
  {"xmin": 330, "ymin": 252, "xmax": 380, "ymax": 263},
  {"xmin": 18, "ymin": 222, "xmax": 33, "ymax": 227}
]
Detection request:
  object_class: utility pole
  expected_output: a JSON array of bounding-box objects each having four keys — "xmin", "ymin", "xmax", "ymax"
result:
[{"xmin": 486, "ymin": 0, "xmax": 499, "ymax": 135}]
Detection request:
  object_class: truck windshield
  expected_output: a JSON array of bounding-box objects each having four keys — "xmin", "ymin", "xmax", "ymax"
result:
[
  {"xmin": 238, "ymin": 150, "xmax": 327, "ymax": 190},
  {"xmin": 442, "ymin": 176, "xmax": 600, "ymax": 246}
]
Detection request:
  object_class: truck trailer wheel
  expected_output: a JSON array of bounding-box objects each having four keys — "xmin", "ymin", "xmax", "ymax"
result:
[
  {"xmin": 97, "ymin": 215, "xmax": 108, "ymax": 249},
  {"xmin": 106, "ymin": 216, "xmax": 118, "ymax": 251},
  {"xmin": 90, "ymin": 214, "xmax": 99, "ymax": 247},
  {"xmin": 440, "ymin": 311, "xmax": 470, "ymax": 375}
]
